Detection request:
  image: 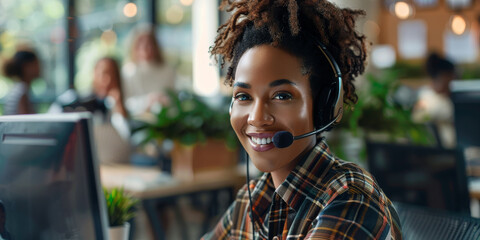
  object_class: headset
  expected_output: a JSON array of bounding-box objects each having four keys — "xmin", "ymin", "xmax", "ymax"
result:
[{"xmin": 311, "ymin": 38, "xmax": 343, "ymax": 130}]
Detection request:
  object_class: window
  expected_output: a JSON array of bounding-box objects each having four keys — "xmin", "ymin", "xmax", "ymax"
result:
[{"xmin": 0, "ymin": 0, "xmax": 67, "ymax": 113}]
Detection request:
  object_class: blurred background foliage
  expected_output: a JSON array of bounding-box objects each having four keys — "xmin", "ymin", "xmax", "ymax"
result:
[
  {"xmin": 135, "ymin": 90, "xmax": 239, "ymax": 150},
  {"xmin": 330, "ymin": 66, "xmax": 437, "ymax": 165},
  {"xmin": 341, "ymin": 69, "xmax": 434, "ymax": 145}
]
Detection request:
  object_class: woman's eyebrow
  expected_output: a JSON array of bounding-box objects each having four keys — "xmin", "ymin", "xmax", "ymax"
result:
[
  {"xmin": 269, "ymin": 79, "xmax": 296, "ymax": 87},
  {"xmin": 233, "ymin": 82, "xmax": 251, "ymax": 89}
]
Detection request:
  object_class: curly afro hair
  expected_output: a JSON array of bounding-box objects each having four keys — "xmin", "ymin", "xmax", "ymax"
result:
[{"xmin": 210, "ymin": 0, "xmax": 367, "ymax": 106}]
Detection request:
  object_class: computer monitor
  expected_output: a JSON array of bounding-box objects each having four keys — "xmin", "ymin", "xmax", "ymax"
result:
[
  {"xmin": 366, "ymin": 141, "xmax": 470, "ymax": 214},
  {"xmin": 451, "ymin": 80, "xmax": 480, "ymax": 148},
  {"xmin": 0, "ymin": 113, "xmax": 108, "ymax": 240}
]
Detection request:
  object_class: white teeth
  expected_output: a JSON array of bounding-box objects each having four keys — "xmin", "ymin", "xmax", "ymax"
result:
[{"xmin": 251, "ymin": 137, "xmax": 272, "ymax": 145}]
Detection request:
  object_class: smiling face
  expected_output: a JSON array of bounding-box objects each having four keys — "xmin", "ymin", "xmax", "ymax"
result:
[{"xmin": 231, "ymin": 45, "xmax": 316, "ymax": 185}]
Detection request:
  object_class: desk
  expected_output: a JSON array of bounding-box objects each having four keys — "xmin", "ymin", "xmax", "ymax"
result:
[
  {"xmin": 470, "ymin": 178, "xmax": 480, "ymax": 200},
  {"xmin": 100, "ymin": 164, "xmax": 246, "ymax": 239},
  {"xmin": 470, "ymin": 178, "xmax": 480, "ymax": 218}
]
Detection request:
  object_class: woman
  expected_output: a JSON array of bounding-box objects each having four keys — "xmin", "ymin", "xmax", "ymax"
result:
[
  {"xmin": 90, "ymin": 57, "xmax": 132, "ymax": 163},
  {"xmin": 92, "ymin": 57, "xmax": 129, "ymax": 120},
  {"xmin": 122, "ymin": 24, "xmax": 176, "ymax": 117},
  {"xmin": 412, "ymin": 53, "xmax": 456, "ymax": 148},
  {"xmin": 203, "ymin": 0, "xmax": 401, "ymax": 239},
  {"xmin": 2, "ymin": 50, "xmax": 40, "ymax": 115}
]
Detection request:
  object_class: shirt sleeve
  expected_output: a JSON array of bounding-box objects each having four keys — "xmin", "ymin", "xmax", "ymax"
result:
[
  {"xmin": 201, "ymin": 200, "xmax": 236, "ymax": 240},
  {"xmin": 306, "ymin": 191, "xmax": 394, "ymax": 240}
]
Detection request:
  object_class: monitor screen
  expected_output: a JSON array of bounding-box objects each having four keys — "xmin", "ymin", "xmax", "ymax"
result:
[
  {"xmin": 0, "ymin": 113, "xmax": 108, "ymax": 240},
  {"xmin": 451, "ymin": 80, "xmax": 480, "ymax": 148},
  {"xmin": 367, "ymin": 142, "xmax": 470, "ymax": 214}
]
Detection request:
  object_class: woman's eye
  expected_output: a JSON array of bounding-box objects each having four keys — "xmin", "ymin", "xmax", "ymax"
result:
[
  {"xmin": 274, "ymin": 92, "xmax": 292, "ymax": 100},
  {"xmin": 234, "ymin": 93, "xmax": 251, "ymax": 101}
]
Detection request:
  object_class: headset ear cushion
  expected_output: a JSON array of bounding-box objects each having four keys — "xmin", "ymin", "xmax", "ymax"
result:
[{"xmin": 315, "ymin": 83, "xmax": 337, "ymax": 128}]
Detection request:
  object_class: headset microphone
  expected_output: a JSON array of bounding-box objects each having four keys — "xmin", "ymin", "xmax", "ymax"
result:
[{"xmin": 272, "ymin": 113, "xmax": 341, "ymax": 148}]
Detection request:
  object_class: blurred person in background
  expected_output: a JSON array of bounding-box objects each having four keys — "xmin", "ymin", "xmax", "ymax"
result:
[
  {"xmin": 91, "ymin": 57, "xmax": 129, "ymax": 123},
  {"xmin": 50, "ymin": 57, "xmax": 132, "ymax": 164},
  {"xmin": 412, "ymin": 52, "xmax": 456, "ymax": 148},
  {"xmin": 90, "ymin": 57, "xmax": 132, "ymax": 164},
  {"xmin": 1, "ymin": 50, "xmax": 40, "ymax": 115},
  {"xmin": 122, "ymin": 24, "xmax": 177, "ymax": 117}
]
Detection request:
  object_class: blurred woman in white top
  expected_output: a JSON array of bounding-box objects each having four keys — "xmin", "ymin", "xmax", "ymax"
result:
[
  {"xmin": 122, "ymin": 24, "xmax": 177, "ymax": 117},
  {"xmin": 2, "ymin": 49, "xmax": 40, "ymax": 115}
]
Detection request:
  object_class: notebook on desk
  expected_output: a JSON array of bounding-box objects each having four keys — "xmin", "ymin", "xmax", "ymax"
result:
[{"xmin": 0, "ymin": 113, "xmax": 109, "ymax": 240}]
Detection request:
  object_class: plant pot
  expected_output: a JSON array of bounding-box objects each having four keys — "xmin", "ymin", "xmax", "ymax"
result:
[
  {"xmin": 171, "ymin": 139, "xmax": 238, "ymax": 181},
  {"xmin": 109, "ymin": 222, "xmax": 130, "ymax": 240}
]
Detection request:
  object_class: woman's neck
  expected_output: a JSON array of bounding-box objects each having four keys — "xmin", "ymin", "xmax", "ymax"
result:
[{"xmin": 270, "ymin": 140, "xmax": 316, "ymax": 188}]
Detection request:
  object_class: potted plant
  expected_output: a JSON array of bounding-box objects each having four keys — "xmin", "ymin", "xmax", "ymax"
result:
[
  {"xmin": 135, "ymin": 90, "xmax": 239, "ymax": 180},
  {"xmin": 330, "ymin": 67, "xmax": 436, "ymax": 164},
  {"xmin": 104, "ymin": 187, "xmax": 138, "ymax": 240}
]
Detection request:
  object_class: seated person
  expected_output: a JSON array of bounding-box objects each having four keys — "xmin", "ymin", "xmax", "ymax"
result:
[
  {"xmin": 202, "ymin": 0, "xmax": 401, "ymax": 239},
  {"xmin": 412, "ymin": 53, "xmax": 456, "ymax": 148},
  {"xmin": 2, "ymin": 49, "xmax": 41, "ymax": 115},
  {"xmin": 50, "ymin": 57, "xmax": 132, "ymax": 164},
  {"xmin": 122, "ymin": 24, "xmax": 177, "ymax": 117}
]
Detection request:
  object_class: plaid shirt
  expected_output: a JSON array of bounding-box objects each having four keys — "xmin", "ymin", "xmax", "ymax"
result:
[{"xmin": 202, "ymin": 140, "xmax": 402, "ymax": 240}]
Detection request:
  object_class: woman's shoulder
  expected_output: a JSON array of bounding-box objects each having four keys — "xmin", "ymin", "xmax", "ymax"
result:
[
  {"xmin": 320, "ymin": 157, "xmax": 390, "ymax": 205},
  {"xmin": 325, "ymin": 158, "xmax": 374, "ymax": 185},
  {"xmin": 3, "ymin": 82, "xmax": 28, "ymax": 104}
]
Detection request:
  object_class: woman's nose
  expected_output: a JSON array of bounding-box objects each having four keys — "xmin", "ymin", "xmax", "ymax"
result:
[{"xmin": 247, "ymin": 101, "xmax": 274, "ymax": 127}]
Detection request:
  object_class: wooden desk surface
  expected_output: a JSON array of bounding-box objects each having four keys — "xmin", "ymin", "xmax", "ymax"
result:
[
  {"xmin": 470, "ymin": 177, "xmax": 480, "ymax": 200},
  {"xmin": 100, "ymin": 164, "xmax": 246, "ymax": 199}
]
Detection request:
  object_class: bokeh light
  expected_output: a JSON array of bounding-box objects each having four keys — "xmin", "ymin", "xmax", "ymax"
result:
[
  {"xmin": 166, "ymin": 5, "xmax": 184, "ymax": 24},
  {"xmin": 450, "ymin": 14, "xmax": 467, "ymax": 35},
  {"xmin": 0, "ymin": 31, "xmax": 15, "ymax": 51},
  {"xmin": 123, "ymin": 2, "xmax": 138, "ymax": 18},
  {"xmin": 363, "ymin": 20, "xmax": 380, "ymax": 39},
  {"xmin": 100, "ymin": 30, "xmax": 117, "ymax": 45},
  {"xmin": 180, "ymin": 0, "xmax": 194, "ymax": 6},
  {"xmin": 31, "ymin": 78, "xmax": 47, "ymax": 96},
  {"xmin": 15, "ymin": 2, "xmax": 35, "ymax": 19},
  {"xmin": 371, "ymin": 45, "xmax": 396, "ymax": 69},
  {"xmin": 43, "ymin": 0, "xmax": 65, "ymax": 19},
  {"xmin": 394, "ymin": 1, "xmax": 414, "ymax": 20}
]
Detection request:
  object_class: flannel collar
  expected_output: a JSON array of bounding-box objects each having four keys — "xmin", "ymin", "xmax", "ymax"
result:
[{"xmin": 250, "ymin": 139, "xmax": 336, "ymax": 222}]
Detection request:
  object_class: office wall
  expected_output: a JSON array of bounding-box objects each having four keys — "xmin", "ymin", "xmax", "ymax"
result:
[{"xmin": 377, "ymin": 1, "xmax": 480, "ymax": 59}]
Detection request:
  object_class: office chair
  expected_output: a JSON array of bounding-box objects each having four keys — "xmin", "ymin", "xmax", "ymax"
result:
[{"xmin": 394, "ymin": 202, "xmax": 480, "ymax": 240}]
